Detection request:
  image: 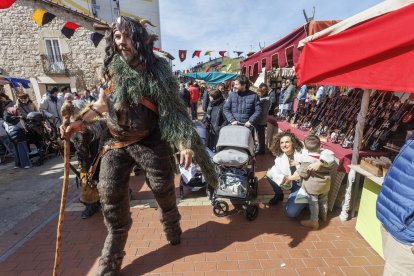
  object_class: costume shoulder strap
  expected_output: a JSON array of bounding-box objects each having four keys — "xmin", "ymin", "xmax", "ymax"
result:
[{"xmin": 139, "ymin": 97, "xmax": 158, "ymax": 115}]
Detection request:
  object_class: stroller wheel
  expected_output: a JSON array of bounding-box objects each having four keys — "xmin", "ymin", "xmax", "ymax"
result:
[
  {"xmin": 213, "ymin": 201, "xmax": 229, "ymax": 217},
  {"xmin": 245, "ymin": 205, "xmax": 259, "ymax": 221}
]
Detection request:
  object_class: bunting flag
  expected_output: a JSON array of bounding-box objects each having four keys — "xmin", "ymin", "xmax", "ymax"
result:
[
  {"xmin": 234, "ymin": 51, "xmax": 244, "ymax": 57},
  {"xmin": 153, "ymin": 47, "xmax": 160, "ymax": 51},
  {"xmin": 205, "ymin": 51, "xmax": 211, "ymax": 56},
  {"xmin": 90, "ymin": 32, "xmax": 104, "ymax": 47},
  {"xmin": 61, "ymin": 22, "xmax": 80, "ymax": 39},
  {"xmin": 192, "ymin": 50, "xmax": 201, "ymax": 58},
  {"xmin": 0, "ymin": 0, "xmax": 16, "ymax": 9},
  {"xmin": 219, "ymin": 51, "xmax": 227, "ymax": 57},
  {"xmin": 178, "ymin": 50, "xmax": 187, "ymax": 62},
  {"xmin": 32, "ymin": 8, "xmax": 55, "ymax": 26}
]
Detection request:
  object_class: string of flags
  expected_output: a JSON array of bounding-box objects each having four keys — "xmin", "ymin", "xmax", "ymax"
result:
[
  {"xmin": 2, "ymin": 1, "xmax": 246, "ymax": 62},
  {"xmin": 175, "ymin": 50, "xmax": 244, "ymax": 62}
]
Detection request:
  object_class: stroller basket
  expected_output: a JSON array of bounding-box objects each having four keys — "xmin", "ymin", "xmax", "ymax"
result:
[{"xmin": 215, "ymin": 168, "xmax": 248, "ymax": 198}]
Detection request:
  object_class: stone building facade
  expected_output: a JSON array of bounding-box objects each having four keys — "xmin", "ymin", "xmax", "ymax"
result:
[{"xmin": 0, "ymin": 0, "xmax": 108, "ymax": 103}]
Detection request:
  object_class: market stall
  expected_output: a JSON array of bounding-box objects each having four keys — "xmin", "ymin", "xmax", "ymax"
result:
[
  {"xmin": 293, "ymin": 0, "xmax": 414, "ymax": 257},
  {"xmin": 240, "ymin": 20, "xmax": 339, "ymax": 83},
  {"xmin": 181, "ymin": 72, "xmax": 238, "ymax": 87}
]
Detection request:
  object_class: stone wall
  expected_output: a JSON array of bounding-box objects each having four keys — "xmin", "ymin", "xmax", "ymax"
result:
[{"xmin": 0, "ymin": 0, "xmax": 106, "ymax": 93}]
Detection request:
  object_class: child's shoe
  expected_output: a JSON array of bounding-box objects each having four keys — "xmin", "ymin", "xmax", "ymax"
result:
[
  {"xmin": 319, "ymin": 207, "xmax": 328, "ymax": 222},
  {"xmin": 300, "ymin": 219, "xmax": 319, "ymax": 230}
]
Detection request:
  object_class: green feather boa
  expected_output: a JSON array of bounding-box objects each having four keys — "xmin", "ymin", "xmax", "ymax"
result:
[{"xmin": 110, "ymin": 55, "xmax": 218, "ymax": 188}]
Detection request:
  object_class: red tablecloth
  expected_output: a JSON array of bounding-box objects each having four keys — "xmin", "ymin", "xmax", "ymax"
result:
[{"xmin": 267, "ymin": 116, "xmax": 385, "ymax": 173}]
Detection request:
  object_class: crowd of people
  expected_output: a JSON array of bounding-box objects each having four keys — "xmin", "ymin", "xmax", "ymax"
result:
[{"xmin": 0, "ymin": 87, "xmax": 99, "ymax": 170}]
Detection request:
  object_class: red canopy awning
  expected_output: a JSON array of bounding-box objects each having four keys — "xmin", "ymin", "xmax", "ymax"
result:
[{"xmin": 296, "ymin": 1, "xmax": 414, "ymax": 93}]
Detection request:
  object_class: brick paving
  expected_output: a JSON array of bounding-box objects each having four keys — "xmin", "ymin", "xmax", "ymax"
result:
[
  {"xmin": 0, "ymin": 154, "xmax": 385, "ymax": 275},
  {"xmin": 0, "ymin": 204, "xmax": 384, "ymax": 276}
]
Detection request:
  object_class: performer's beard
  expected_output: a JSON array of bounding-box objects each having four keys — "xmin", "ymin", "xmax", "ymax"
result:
[{"xmin": 112, "ymin": 54, "xmax": 148, "ymax": 108}]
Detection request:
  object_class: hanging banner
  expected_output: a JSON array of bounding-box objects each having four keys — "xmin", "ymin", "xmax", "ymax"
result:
[
  {"xmin": 219, "ymin": 51, "xmax": 227, "ymax": 57},
  {"xmin": 32, "ymin": 9, "xmax": 56, "ymax": 26},
  {"xmin": 90, "ymin": 32, "xmax": 104, "ymax": 47},
  {"xmin": 178, "ymin": 50, "xmax": 187, "ymax": 62},
  {"xmin": 61, "ymin": 22, "xmax": 80, "ymax": 39},
  {"xmin": 0, "ymin": 0, "xmax": 16, "ymax": 9},
  {"xmin": 192, "ymin": 50, "xmax": 201, "ymax": 58}
]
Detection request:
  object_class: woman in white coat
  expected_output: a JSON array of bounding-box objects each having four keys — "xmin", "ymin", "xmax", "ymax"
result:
[{"xmin": 267, "ymin": 132, "xmax": 306, "ymax": 217}]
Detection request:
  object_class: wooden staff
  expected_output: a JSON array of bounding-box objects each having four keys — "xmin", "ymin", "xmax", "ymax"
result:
[{"xmin": 53, "ymin": 99, "xmax": 74, "ymax": 276}]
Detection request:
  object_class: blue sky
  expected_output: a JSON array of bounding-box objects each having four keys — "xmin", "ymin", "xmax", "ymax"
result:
[{"xmin": 159, "ymin": 0, "xmax": 383, "ymax": 70}]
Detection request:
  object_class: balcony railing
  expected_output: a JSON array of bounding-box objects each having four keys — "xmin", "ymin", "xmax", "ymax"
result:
[{"xmin": 41, "ymin": 55, "xmax": 68, "ymax": 75}]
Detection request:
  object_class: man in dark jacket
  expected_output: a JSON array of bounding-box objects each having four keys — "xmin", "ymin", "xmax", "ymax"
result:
[
  {"xmin": 256, "ymin": 83, "xmax": 271, "ymax": 154},
  {"xmin": 178, "ymin": 83, "xmax": 190, "ymax": 110},
  {"xmin": 202, "ymin": 89, "xmax": 227, "ymax": 151},
  {"xmin": 223, "ymin": 75, "xmax": 262, "ymax": 128},
  {"xmin": 376, "ymin": 133, "xmax": 414, "ymax": 275}
]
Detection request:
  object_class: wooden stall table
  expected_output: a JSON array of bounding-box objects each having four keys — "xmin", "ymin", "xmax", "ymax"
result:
[{"xmin": 349, "ymin": 164, "xmax": 384, "ymax": 258}]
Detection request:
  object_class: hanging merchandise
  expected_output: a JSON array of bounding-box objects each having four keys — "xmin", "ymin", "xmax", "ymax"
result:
[
  {"xmin": 192, "ymin": 50, "xmax": 201, "ymax": 58},
  {"xmin": 219, "ymin": 51, "xmax": 226, "ymax": 57},
  {"xmin": 61, "ymin": 22, "xmax": 80, "ymax": 39},
  {"xmin": 0, "ymin": 0, "xmax": 16, "ymax": 9},
  {"xmin": 90, "ymin": 32, "xmax": 104, "ymax": 47},
  {"xmin": 32, "ymin": 8, "xmax": 56, "ymax": 26},
  {"xmin": 178, "ymin": 50, "xmax": 187, "ymax": 62}
]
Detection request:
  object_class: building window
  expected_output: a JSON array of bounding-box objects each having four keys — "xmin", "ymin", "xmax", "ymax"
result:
[{"xmin": 44, "ymin": 38, "xmax": 65, "ymax": 73}]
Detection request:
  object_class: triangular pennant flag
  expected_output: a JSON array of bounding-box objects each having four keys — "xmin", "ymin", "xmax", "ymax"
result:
[
  {"xmin": 153, "ymin": 47, "xmax": 160, "ymax": 51},
  {"xmin": 32, "ymin": 8, "xmax": 55, "ymax": 26},
  {"xmin": 61, "ymin": 22, "xmax": 80, "ymax": 39},
  {"xmin": 192, "ymin": 50, "xmax": 201, "ymax": 58},
  {"xmin": 178, "ymin": 50, "xmax": 187, "ymax": 62},
  {"xmin": 0, "ymin": 0, "xmax": 16, "ymax": 9},
  {"xmin": 219, "ymin": 51, "xmax": 226, "ymax": 57},
  {"xmin": 235, "ymin": 51, "xmax": 243, "ymax": 57},
  {"xmin": 205, "ymin": 51, "xmax": 211, "ymax": 56},
  {"xmin": 90, "ymin": 32, "xmax": 104, "ymax": 47}
]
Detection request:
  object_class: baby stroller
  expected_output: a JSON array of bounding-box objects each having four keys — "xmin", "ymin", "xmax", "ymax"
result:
[
  {"xmin": 178, "ymin": 121, "xmax": 212, "ymax": 198},
  {"xmin": 24, "ymin": 111, "xmax": 60, "ymax": 165},
  {"xmin": 211, "ymin": 125, "xmax": 259, "ymax": 221}
]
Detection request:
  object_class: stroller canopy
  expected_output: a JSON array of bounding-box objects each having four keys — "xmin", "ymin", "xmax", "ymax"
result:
[{"xmin": 216, "ymin": 125, "xmax": 255, "ymax": 156}]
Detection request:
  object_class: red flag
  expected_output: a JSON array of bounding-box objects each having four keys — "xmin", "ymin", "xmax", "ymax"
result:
[
  {"xmin": 0, "ymin": 0, "xmax": 16, "ymax": 9},
  {"xmin": 61, "ymin": 22, "xmax": 80, "ymax": 39},
  {"xmin": 178, "ymin": 50, "xmax": 187, "ymax": 62},
  {"xmin": 219, "ymin": 51, "xmax": 227, "ymax": 57},
  {"xmin": 192, "ymin": 50, "xmax": 201, "ymax": 58}
]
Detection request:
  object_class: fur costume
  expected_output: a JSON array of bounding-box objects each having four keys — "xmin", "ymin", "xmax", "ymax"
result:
[{"xmin": 92, "ymin": 16, "xmax": 217, "ymax": 276}]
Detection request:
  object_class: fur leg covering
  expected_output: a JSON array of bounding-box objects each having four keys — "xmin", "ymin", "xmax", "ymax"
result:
[
  {"xmin": 128, "ymin": 142, "xmax": 182, "ymax": 244},
  {"xmin": 96, "ymin": 148, "xmax": 134, "ymax": 276}
]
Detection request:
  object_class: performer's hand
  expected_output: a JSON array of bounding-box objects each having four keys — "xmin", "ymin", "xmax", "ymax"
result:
[
  {"xmin": 180, "ymin": 149, "xmax": 193, "ymax": 170},
  {"xmin": 60, "ymin": 120, "xmax": 82, "ymax": 139},
  {"xmin": 231, "ymin": 121, "xmax": 239, "ymax": 125}
]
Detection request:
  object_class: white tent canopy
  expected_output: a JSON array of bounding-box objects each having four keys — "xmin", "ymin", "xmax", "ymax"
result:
[{"xmin": 298, "ymin": 0, "xmax": 414, "ymax": 48}]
